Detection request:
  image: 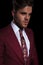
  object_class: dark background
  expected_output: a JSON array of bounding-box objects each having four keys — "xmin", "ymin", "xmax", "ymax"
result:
[{"xmin": 0, "ymin": 0, "xmax": 43, "ymax": 65}]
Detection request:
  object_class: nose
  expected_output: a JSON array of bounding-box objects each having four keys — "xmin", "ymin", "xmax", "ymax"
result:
[{"xmin": 25, "ymin": 14, "xmax": 29, "ymax": 20}]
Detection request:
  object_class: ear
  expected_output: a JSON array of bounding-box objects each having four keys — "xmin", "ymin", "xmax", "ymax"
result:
[{"xmin": 11, "ymin": 9, "xmax": 15, "ymax": 17}]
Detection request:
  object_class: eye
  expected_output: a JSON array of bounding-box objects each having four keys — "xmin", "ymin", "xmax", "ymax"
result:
[
  {"xmin": 20, "ymin": 12, "xmax": 26, "ymax": 15},
  {"xmin": 29, "ymin": 13, "xmax": 32, "ymax": 16}
]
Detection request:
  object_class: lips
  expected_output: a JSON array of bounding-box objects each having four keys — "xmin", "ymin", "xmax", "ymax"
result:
[{"xmin": 24, "ymin": 21, "xmax": 29, "ymax": 24}]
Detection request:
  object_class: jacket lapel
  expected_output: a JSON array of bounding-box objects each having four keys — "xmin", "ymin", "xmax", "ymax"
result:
[{"xmin": 8, "ymin": 25, "xmax": 24, "ymax": 63}]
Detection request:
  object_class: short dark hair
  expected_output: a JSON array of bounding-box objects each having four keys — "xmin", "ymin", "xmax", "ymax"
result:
[{"xmin": 12, "ymin": 0, "xmax": 34, "ymax": 11}]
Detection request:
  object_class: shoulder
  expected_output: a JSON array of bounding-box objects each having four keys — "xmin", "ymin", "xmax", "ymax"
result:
[
  {"xmin": 0, "ymin": 24, "xmax": 11, "ymax": 39},
  {"xmin": 25, "ymin": 28, "xmax": 35, "ymax": 46},
  {"xmin": 25, "ymin": 28, "xmax": 34, "ymax": 35},
  {"xmin": 25, "ymin": 28, "xmax": 35, "ymax": 41}
]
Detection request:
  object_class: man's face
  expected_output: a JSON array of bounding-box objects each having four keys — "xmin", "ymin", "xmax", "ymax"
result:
[{"xmin": 12, "ymin": 6, "xmax": 32, "ymax": 29}]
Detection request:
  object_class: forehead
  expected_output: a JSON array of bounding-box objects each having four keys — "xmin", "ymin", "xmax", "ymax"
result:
[{"xmin": 18, "ymin": 6, "xmax": 32, "ymax": 13}]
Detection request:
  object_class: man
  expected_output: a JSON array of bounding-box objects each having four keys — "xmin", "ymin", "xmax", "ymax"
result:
[{"xmin": 0, "ymin": 0, "xmax": 39, "ymax": 65}]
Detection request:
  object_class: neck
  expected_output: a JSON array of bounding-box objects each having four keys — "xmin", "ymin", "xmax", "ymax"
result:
[{"xmin": 13, "ymin": 19, "xmax": 25, "ymax": 30}]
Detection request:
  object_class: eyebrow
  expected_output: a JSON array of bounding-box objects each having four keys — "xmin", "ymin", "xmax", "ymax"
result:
[
  {"xmin": 20, "ymin": 11, "xmax": 32, "ymax": 15},
  {"xmin": 20, "ymin": 12, "xmax": 27, "ymax": 14}
]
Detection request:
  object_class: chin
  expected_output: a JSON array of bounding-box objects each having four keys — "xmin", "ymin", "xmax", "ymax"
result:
[
  {"xmin": 21, "ymin": 25, "xmax": 28, "ymax": 29},
  {"xmin": 23, "ymin": 26, "xmax": 27, "ymax": 28},
  {"xmin": 23, "ymin": 25, "xmax": 28, "ymax": 28}
]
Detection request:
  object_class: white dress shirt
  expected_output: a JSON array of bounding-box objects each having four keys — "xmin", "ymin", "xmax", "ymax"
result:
[{"xmin": 11, "ymin": 21, "xmax": 30, "ymax": 56}]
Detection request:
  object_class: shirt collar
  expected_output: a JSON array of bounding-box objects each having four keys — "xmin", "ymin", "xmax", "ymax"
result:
[
  {"xmin": 11, "ymin": 21, "xmax": 20, "ymax": 33},
  {"xmin": 11, "ymin": 21, "xmax": 25, "ymax": 33}
]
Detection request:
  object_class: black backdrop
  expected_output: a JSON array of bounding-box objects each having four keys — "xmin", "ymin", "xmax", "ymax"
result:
[{"xmin": 0, "ymin": 0, "xmax": 43, "ymax": 65}]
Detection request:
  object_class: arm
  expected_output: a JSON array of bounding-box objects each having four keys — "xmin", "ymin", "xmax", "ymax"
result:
[
  {"xmin": 31, "ymin": 41, "xmax": 39, "ymax": 65},
  {"xmin": 0, "ymin": 39, "xmax": 5, "ymax": 65},
  {"xmin": 30, "ymin": 30, "xmax": 39, "ymax": 65}
]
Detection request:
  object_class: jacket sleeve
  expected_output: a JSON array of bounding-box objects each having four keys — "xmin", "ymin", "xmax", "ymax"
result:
[
  {"xmin": 31, "ymin": 40, "xmax": 39, "ymax": 65},
  {"xmin": 0, "ymin": 38, "xmax": 5, "ymax": 65},
  {"xmin": 30, "ymin": 30, "xmax": 39, "ymax": 65}
]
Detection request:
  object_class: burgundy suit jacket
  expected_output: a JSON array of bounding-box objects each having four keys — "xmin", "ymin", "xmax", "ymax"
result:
[{"xmin": 0, "ymin": 24, "xmax": 39, "ymax": 65}]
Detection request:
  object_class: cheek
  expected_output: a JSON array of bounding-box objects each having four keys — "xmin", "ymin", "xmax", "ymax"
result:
[
  {"xmin": 18, "ymin": 16, "xmax": 24, "ymax": 22},
  {"xmin": 29, "ymin": 16, "xmax": 31, "ymax": 20}
]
